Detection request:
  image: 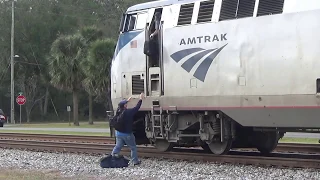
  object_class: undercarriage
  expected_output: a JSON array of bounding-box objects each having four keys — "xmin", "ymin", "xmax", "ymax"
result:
[{"xmin": 129, "ymin": 101, "xmax": 284, "ymax": 155}]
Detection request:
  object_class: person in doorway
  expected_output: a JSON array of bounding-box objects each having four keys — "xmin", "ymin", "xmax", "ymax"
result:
[
  {"xmin": 149, "ymin": 12, "xmax": 161, "ymax": 39},
  {"xmin": 111, "ymin": 92, "xmax": 145, "ymax": 166},
  {"xmin": 148, "ymin": 11, "xmax": 161, "ymax": 67}
]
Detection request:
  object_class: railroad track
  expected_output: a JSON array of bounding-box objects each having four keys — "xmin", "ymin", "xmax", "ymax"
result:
[
  {"xmin": 0, "ymin": 133, "xmax": 319, "ymax": 153},
  {"xmin": 0, "ymin": 139, "xmax": 319, "ymax": 169},
  {"xmin": 0, "ymin": 132, "xmax": 115, "ymax": 144}
]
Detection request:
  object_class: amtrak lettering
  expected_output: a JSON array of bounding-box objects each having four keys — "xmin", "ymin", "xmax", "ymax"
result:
[{"xmin": 179, "ymin": 34, "xmax": 227, "ymax": 45}]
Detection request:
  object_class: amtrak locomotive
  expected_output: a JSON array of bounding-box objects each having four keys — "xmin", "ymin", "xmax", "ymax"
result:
[{"xmin": 110, "ymin": 0, "xmax": 320, "ymax": 155}]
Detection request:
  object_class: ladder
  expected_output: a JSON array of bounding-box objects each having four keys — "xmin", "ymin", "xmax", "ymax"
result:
[{"xmin": 151, "ymin": 100, "xmax": 164, "ymax": 139}]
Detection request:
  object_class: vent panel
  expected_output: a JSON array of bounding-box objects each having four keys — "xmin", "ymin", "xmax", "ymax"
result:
[
  {"xmin": 237, "ymin": 0, "xmax": 255, "ymax": 18},
  {"xmin": 178, "ymin": 3, "xmax": 194, "ymax": 25},
  {"xmin": 219, "ymin": 0, "xmax": 238, "ymax": 21},
  {"xmin": 132, "ymin": 75, "xmax": 144, "ymax": 95},
  {"xmin": 197, "ymin": 0, "xmax": 215, "ymax": 23},
  {"xmin": 257, "ymin": 0, "xmax": 284, "ymax": 16}
]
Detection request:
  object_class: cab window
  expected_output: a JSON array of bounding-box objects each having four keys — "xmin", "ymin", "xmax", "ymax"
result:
[
  {"xmin": 124, "ymin": 14, "xmax": 137, "ymax": 31},
  {"xmin": 123, "ymin": 12, "xmax": 148, "ymax": 32}
]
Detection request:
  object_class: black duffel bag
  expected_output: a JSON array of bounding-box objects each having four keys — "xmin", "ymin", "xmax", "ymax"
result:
[{"xmin": 99, "ymin": 154, "xmax": 130, "ymax": 168}]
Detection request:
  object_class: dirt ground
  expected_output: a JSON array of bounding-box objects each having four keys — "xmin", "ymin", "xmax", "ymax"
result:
[{"xmin": 0, "ymin": 168, "xmax": 99, "ymax": 180}]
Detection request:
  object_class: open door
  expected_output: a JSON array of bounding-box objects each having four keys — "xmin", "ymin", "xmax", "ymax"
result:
[{"xmin": 144, "ymin": 8, "xmax": 164, "ymax": 97}]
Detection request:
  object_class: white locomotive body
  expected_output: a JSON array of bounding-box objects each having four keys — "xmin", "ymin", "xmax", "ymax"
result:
[{"xmin": 110, "ymin": 0, "xmax": 320, "ymax": 154}]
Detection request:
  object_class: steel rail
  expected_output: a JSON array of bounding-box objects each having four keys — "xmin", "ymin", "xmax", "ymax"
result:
[
  {"xmin": 0, "ymin": 139, "xmax": 319, "ymax": 169},
  {"xmin": 0, "ymin": 133, "xmax": 114, "ymax": 144},
  {"xmin": 0, "ymin": 133, "xmax": 319, "ymax": 153}
]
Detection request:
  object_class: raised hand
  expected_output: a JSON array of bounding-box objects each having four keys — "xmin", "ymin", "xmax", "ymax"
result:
[{"xmin": 140, "ymin": 93, "xmax": 145, "ymax": 99}]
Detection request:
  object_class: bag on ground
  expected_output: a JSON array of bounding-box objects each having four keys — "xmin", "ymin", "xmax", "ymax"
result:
[{"xmin": 99, "ymin": 154, "xmax": 130, "ymax": 168}]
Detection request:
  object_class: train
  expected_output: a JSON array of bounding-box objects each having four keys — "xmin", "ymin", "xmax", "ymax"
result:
[{"xmin": 109, "ymin": 0, "xmax": 320, "ymax": 155}]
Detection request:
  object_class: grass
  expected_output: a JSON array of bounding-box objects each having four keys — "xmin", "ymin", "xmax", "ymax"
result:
[
  {"xmin": 0, "ymin": 121, "xmax": 112, "ymax": 136},
  {"xmin": 7, "ymin": 121, "xmax": 109, "ymax": 129},
  {"xmin": 0, "ymin": 129, "xmax": 110, "ymax": 136},
  {"xmin": 279, "ymin": 137, "xmax": 319, "ymax": 144}
]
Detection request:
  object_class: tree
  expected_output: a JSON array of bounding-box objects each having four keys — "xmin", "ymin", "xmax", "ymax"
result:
[
  {"xmin": 0, "ymin": 0, "xmax": 152, "ymax": 123},
  {"xmin": 80, "ymin": 26, "xmax": 103, "ymax": 44},
  {"xmin": 81, "ymin": 38, "xmax": 116, "ymax": 122},
  {"xmin": 48, "ymin": 34, "xmax": 86, "ymax": 126},
  {"xmin": 79, "ymin": 26, "xmax": 103, "ymax": 124}
]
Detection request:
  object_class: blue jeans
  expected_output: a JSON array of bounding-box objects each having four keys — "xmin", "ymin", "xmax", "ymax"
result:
[{"xmin": 111, "ymin": 133, "xmax": 139, "ymax": 164}]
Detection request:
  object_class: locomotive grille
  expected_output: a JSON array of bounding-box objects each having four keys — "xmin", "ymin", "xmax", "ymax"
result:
[
  {"xmin": 219, "ymin": 0, "xmax": 238, "ymax": 21},
  {"xmin": 131, "ymin": 75, "xmax": 144, "ymax": 95},
  {"xmin": 178, "ymin": 3, "xmax": 194, "ymax": 25},
  {"xmin": 219, "ymin": 0, "xmax": 255, "ymax": 21},
  {"xmin": 257, "ymin": 0, "xmax": 284, "ymax": 16},
  {"xmin": 197, "ymin": 0, "xmax": 215, "ymax": 23},
  {"xmin": 237, "ymin": 0, "xmax": 255, "ymax": 18}
]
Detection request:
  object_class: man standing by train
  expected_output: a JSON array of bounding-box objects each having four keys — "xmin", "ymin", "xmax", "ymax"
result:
[{"xmin": 111, "ymin": 92, "xmax": 144, "ymax": 166}]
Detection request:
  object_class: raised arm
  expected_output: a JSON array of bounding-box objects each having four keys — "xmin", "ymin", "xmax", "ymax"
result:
[
  {"xmin": 126, "ymin": 93, "xmax": 144, "ymax": 114},
  {"xmin": 151, "ymin": 21, "xmax": 159, "ymax": 37}
]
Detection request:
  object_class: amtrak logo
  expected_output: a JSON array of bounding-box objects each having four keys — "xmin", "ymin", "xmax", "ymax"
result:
[{"xmin": 170, "ymin": 44, "xmax": 228, "ymax": 82}]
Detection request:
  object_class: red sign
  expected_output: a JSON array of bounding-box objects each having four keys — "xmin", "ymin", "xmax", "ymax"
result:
[{"xmin": 16, "ymin": 95, "xmax": 26, "ymax": 105}]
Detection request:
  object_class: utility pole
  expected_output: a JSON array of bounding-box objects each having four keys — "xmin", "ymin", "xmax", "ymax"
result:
[{"xmin": 10, "ymin": 0, "xmax": 15, "ymax": 124}]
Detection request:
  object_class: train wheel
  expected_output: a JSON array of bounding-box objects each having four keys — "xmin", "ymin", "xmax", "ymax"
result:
[
  {"xmin": 154, "ymin": 140, "xmax": 174, "ymax": 152},
  {"xmin": 200, "ymin": 143, "xmax": 211, "ymax": 153},
  {"xmin": 256, "ymin": 131, "xmax": 279, "ymax": 155},
  {"xmin": 207, "ymin": 139, "xmax": 233, "ymax": 155}
]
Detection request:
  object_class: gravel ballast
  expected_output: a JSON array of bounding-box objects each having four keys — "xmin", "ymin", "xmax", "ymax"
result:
[{"xmin": 0, "ymin": 148, "xmax": 319, "ymax": 180}]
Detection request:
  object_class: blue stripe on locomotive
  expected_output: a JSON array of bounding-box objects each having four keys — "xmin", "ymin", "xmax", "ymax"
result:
[{"xmin": 113, "ymin": 31, "xmax": 143, "ymax": 60}]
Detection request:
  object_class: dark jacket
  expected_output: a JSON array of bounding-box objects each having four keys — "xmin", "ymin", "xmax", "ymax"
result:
[{"xmin": 118, "ymin": 99, "xmax": 142, "ymax": 133}]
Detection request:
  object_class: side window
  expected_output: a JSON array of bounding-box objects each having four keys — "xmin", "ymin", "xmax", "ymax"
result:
[
  {"xmin": 257, "ymin": 0, "xmax": 284, "ymax": 17},
  {"xmin": 197, "ymin": 0, "xmax": 215, "ymax": 23},
  {"xmin": 124, "ymin": 14, "xmax": 136, "ymax": 31},
  {"xmin": 177, "ymin": 3, "xmax": 195, "ymax": 25},
  {"xmin": 219, "ymin": 0, "xmax": 256, "ymax": 21},
  {"xmin": 128, "ymin": 14, "xmax": 137, "ymax": 31},
  {"xmin": 119, "ymin": 13, "xmax": 126, "ymax": 32},
  {"xmin": 123, "ymin": 12, "xmax": 148, "ymax": 32}
]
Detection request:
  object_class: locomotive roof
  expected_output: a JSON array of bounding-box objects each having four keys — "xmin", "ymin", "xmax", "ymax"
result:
[{"xmin": 126, "ymin": 0, "xmax": 198, "ymax": 12}]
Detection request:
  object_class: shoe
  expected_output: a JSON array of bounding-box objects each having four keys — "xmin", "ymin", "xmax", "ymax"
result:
[
  {"xmin": 112, "ymin": 154, "xmax": 120, "ymax": 158},
  {"xmin": 133, "ymin": 160, "xmax": 141, "ymax": 166}
]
